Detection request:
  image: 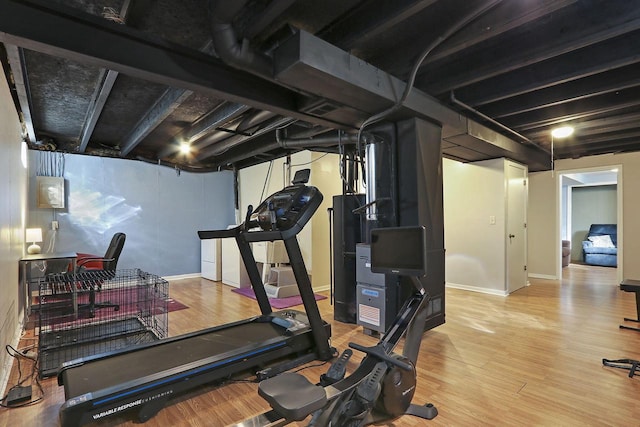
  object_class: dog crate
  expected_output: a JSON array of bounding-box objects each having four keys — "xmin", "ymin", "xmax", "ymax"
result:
[{"xmin": 37, "ymin": 268, "xmax": 168, "ymax": 378}]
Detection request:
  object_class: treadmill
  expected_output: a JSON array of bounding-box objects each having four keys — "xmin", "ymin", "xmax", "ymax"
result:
[{"xmin": 57, "ymin": 169, "xmax": 334, "ymax": 427}]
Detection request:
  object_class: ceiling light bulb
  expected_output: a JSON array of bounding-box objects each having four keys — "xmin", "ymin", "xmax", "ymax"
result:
[
  {"xmin": 551, "ymin": 126, "xmax": 574, "ymax": 138},
  {"xmin": 179, "ymin": 143, "xmax": 191, "ymax": 154}
]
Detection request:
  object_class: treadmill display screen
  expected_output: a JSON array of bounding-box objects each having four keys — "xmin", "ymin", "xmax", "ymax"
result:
[
  {"xmin": 370, "ymin": 226, "xmax": 427, "ymax": 277},
  {"xmin": 254, "ymin": 185, "xmax": 319, "ymax": 231}
]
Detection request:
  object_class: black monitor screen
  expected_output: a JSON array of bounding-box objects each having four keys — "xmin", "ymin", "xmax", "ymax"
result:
[{"xmin": 370, "ymin": 226, "xmax": 427, "ymax": 276}]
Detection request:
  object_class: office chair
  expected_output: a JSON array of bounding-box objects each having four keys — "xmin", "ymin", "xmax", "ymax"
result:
[{"xmin": 75, "ymin": 232, "xmax": 126, "ymax": 317}]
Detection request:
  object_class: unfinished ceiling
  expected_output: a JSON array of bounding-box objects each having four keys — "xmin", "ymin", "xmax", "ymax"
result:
[{"xmin": 1, "ymin": 0, "xmax": 639, "ymax": 172}]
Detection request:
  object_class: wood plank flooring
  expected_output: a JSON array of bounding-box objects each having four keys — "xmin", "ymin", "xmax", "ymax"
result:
[{"xmin": 2, "ymin": 264, "xmax": 639, "ymax": 426}]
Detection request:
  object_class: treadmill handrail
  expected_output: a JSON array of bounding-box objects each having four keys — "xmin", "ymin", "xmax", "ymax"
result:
[{"xmin": 197, "ymin": 226, "xmax": 240, "ymax": 240}]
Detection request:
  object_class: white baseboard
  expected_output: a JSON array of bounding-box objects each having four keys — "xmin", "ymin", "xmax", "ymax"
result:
[
  {"xmin": 528, "ymin": 273, "xmax": 558, "ymax": 280},
  {"xmin": 0, "ymin": 317, "xmax": 23, "ymax": 398},
  {"xmin": 163, "ymin": 273, "xmax": 202, "ymax": 281},
  {"xmin": 312, "ymin": 284, "xmax": 330, "ymax": 293},
  {"xmin": 163, "ymin": 273, "xmax": 331, "ymax": 294},
  {"xmin": 446, "ymin": 282, "xmax": 508, "ymax": 297}
]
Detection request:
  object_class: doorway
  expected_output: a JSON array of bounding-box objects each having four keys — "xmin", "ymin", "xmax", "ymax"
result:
[{"xmin": 558, "ymin": 166, "xmax": 622, "ymax": 282}]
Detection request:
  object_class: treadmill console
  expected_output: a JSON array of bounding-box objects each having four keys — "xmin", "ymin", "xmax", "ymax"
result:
[
  {"xmin": 250, "ymin": 185, "xmax": 318, "ymax": 231},
  {"xmin": 248, "ymin": 169, "xmax": 322, "ymax": 233}
]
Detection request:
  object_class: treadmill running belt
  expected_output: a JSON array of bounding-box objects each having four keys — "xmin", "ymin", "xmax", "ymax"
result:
[{"xmin": 64, "ymin": 322, "xmax": 284, "ymax": 398}]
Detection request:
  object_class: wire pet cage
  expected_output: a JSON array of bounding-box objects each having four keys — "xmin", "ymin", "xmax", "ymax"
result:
[{"xmin": 37, "ymin": 268, "xmax": 168, "ymax": 378}]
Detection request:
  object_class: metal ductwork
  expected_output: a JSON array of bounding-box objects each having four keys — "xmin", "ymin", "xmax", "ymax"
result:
[
  {"xmin": 272, "ymin": 30, "xmax": 551, "ymax": 171},
  {"xmin": 275, "ymin": 129, "xmax": 375, "ymax": 149},
  {"xmin": 136, "ymin": 157, "xmax": 221, "ymax": 173},
  {"xmin": 209, "ymin": 0, "xmax": 272, "ymax": 77},
  {"xmin": 214, "ymin": 130, "xmax": 369, "ymax": 168}
]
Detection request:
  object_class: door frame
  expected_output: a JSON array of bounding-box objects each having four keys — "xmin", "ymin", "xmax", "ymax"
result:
[{"xmin": 556, "ymin": 165, "xmax": 623, "ymax": 282}]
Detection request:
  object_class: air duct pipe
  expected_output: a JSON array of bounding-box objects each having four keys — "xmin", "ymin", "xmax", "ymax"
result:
[
  {"xmin": 136, "ymin": 156, "xmax": 221, "ymax": 173},
  {"xmin": 275, "ymin": 129, "xmax": 375, "ymax": 149},
  {"xmin": 450, "ymin": 92, "xmax": 549, "ymax": 154},
  {"xmin": 215, "ymin": 130, "xmax": 373, "ymax": 168},
  {"xmin": 209, "ymin": 0, "xmax": 272, "ymax": 76}
]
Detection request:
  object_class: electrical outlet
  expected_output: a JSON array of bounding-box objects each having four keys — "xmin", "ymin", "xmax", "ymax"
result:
[{"xmin": 52, "ymin": 220, "xmax": 59, "ymax": 230}]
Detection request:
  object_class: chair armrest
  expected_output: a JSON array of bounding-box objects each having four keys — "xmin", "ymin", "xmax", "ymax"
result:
[{"xmin": 76, "ymin": 254, "xmax": 114, "ymax": 270}]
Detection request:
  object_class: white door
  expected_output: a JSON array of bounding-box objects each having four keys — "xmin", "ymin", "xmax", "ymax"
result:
[{"xmin": 507, "ymin": 162, "xmax": 528, "ymax": 293}]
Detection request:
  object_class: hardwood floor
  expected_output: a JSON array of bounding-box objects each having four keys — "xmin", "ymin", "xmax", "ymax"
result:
[{"xmin": 2, "ymin": 264, "xmax": 639, "ymax": 426}]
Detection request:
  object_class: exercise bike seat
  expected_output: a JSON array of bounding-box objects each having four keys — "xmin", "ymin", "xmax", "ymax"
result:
[{"xmin": 258, "ymin": 372, "xmax": 327, "ymax": 421}]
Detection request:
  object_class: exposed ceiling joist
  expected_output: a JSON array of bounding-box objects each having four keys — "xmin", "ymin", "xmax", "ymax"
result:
[
  {"xmin": 3, "ymin": 0, "xmax": 637, "ymax": 172},
  {"xmin": 321, "ymin": 0, "xmax": 438, "ymax": 51},
  {"xmin": 419, "ymin": 0, "xmax": 577, "ymax": 66},
  {"xmin": 120, "ymin": 87, "xmax": 193, "ymax": 156},
  {"xmin": 506, "ymin": 87, "xmax": 640, "ymax": 131},
  {"xmin": 423, "ymin": 3, "xmax": 640, "ymax": 95},
  {"xmin": 0, "ymin": 0, "xmax": 347, "ymax": 131},
  {"xmin": 5, "ymin": 44, "xmax": 36, "ymax": 142},
  {"xmin": 77, "ymin": 0, "xmax": 134, "ymax": 153},
  {"xmin": 452, "ymin": 33, "xmax": 640, "ymax": 106},
  {"xmin": 78, "ymin": 69, "xmax": 118, "ymax": 152},
  {"xmin": 481, "ymin": 64, "xmax": 640, "ymax": 119},
  {"xmin": 157, "ymin": 101, "xmax": 249, "ymax": 159}
]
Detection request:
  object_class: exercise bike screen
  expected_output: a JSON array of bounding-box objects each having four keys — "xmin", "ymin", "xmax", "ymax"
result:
[{"xmin": 370, "ymin": 226, "xmax": 427, "ymax": 277}]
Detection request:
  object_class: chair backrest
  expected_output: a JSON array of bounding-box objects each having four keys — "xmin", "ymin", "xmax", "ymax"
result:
[{"xmin": 103, "ymin": 232, "xmax": 126, "ymax": 271}]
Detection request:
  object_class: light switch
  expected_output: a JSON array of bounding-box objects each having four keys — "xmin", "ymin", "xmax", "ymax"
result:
[{"xmin": 489, "ymin": 216, "xmax": 496, "ymax": 225}]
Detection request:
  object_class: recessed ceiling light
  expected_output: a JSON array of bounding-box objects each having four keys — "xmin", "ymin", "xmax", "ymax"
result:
[{"xmin": 551, "ymin": 126, "xmax": 574, "ymax": 138}]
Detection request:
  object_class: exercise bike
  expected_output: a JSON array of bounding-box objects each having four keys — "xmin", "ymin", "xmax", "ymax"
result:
[{"xmin": 236, "ymin": 226, "xmax": 438, "ymax": 426}]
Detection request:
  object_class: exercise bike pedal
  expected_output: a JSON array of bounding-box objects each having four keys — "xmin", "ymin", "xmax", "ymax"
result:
[{"xmin": 320, "ymin": 349, "xmax": 353, "ymax": 386}]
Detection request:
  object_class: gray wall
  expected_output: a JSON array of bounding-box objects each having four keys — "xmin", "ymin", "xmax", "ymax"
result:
[
  {"xmin": 28, "ymin": 152, "xmax": 235, "ymax": 276},
  {"xmin": 571, "ymin": 184, "xmax": 617, "ymax": 261}
]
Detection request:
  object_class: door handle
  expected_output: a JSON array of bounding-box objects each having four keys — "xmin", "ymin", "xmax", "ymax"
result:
[{"xmin": 509, "ymin": 234, "xmax": 515, "ymax": 242}]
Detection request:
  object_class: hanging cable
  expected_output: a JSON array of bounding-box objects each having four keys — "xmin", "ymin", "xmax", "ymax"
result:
[
  {"xmin": 260, "ymin": 161, "xmax": 274, "ymax": 202},
  {"xmin": 290, "ymin": 152, "xmax": 330, "ymax": 167},
  {"xmin": 355, "ymin": 1, "xmax": 500, "ymax": 148}
]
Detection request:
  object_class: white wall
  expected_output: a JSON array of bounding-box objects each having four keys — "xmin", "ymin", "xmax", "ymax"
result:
[
  {"xmin": 443, "ymin": 158, "xmax": 507, "ymax": 294},
  {"xmin": 0, "ymin": 74, "xmax": 29, "ymax": 395},
  {"xmin": 527, "ymin": 171, "xmax": 556, "ymax": 278},
  {"xmin": 528, "ymin": 152, "xmax": 640, "ymax": 279},
  {"xmin": 238, "ymin": 151, "xmax": 345, "ymax": 290}
]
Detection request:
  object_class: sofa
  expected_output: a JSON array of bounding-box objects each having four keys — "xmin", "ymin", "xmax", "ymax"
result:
[
  {"xmin": 582, "ymin": 224, "xmax": 617, "ymax": 267},
  {"xmin": 562, "ymin": 240, "xmax": 571, "ymax": 267}
]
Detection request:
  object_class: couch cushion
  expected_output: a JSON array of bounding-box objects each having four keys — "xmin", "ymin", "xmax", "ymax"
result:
[
  {"xmin": 588, "ymin": 234, "xmax": 615, "ymax": 248},
  {"xmin": 587, "ymin": 224, "xmax": 617, "ymax": 246},
  {"xmin": 583, "ymin": 246, "xmax": 617, "ymax": 255}
]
